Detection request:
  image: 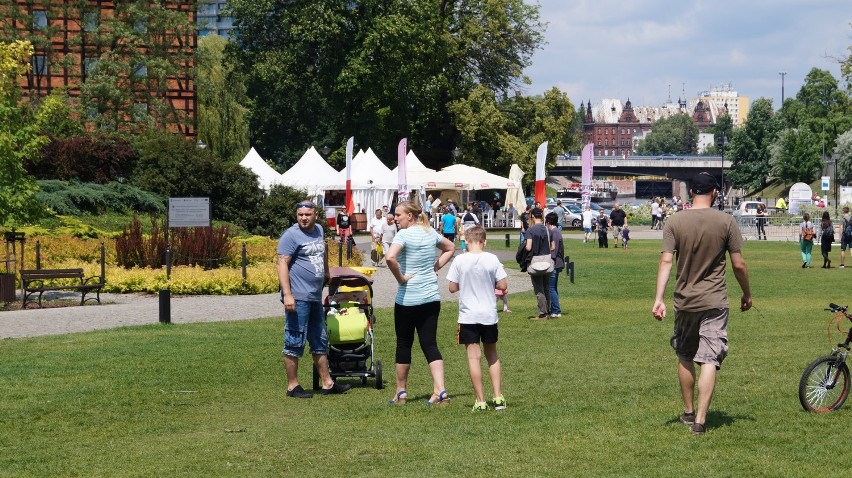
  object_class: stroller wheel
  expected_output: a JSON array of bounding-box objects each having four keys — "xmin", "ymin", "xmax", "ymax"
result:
[{"xmin": 375, "ymin": 360, "xmax": 384, "ymax": 390}]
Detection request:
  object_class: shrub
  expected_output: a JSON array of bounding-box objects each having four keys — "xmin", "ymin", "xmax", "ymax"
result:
[
  {"xmin": 28, "ymin": 133, "xmax": 137, "ymax": 184},
  {"xmin": 169, "ymin": 225, "xmax": 234, "ymax": 269},
  {"xmin": 114, "ymin": 216, "xmax": 167, "ymax": 268},
  {"xmin": 131, "ymin": 129, "xmax": 264, "ymax": 229},
  {"xmin": 35, "ymin": 180, "xmax": 165, "ymax": 216}
]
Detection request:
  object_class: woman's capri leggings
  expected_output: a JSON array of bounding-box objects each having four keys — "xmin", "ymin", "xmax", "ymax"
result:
[{"xmin": 394, "ymin": 301, "xmax": 443, "ymax": 364}]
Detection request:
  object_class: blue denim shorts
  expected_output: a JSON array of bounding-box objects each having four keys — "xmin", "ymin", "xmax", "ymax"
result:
[{"xmin": 283, "ymin": 300, "xmax": 328, "ymax": 357}]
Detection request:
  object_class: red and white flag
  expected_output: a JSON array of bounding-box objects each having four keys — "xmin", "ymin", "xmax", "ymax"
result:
[
  {"xmin": 345, "ymin": 137, "xmax": 354, "ymax": 214},
  {"xmin": 534, "ymin": 141, "xmax": 548, "ymax": 206}
]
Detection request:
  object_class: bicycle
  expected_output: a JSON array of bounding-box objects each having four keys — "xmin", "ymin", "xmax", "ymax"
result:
[{"xmin": 798, "ymin": 303, "xmax": 852, "ymax": 412}]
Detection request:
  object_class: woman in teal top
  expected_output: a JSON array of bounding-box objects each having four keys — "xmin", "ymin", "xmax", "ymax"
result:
[{"xmin": 386, "ymin": 201, "xmax": 455, "ymax": 405}]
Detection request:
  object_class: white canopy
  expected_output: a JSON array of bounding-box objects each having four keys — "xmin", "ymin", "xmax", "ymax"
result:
[
  {"xmin": 238, "ymin": 147, "xmax": 283, "ymax": 192},
  {"xmin": 279, "ymin": 146, "xmax": 343, "ymax": 196},
  {"xmin": 344, "ymin": 148, "xmax": 397, "ymax": 214},
  {"xmin": 437, "ymin": 164, "xmax": 519, "ymax": 190}
]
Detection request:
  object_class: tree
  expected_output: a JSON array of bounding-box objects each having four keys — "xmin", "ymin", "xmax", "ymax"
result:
[
  {"xmin": 227, "ymin": 0, "xmax": 544, "ymax": 168},
  {"xmin": 636, "ymin": 114, "xmax": 698, "ymax": 155},
  {"xmin": 0, "ymin": 2, "xmax": 197, "ymax": 135},
  {"xmin": 781, "ymin": 68, "xmax": 851, "ymax": 157},
  {"xmin": 0, "ymin": 40, "xmax": 46, "ymax": 226},
  {"xmin": 707, "ymin": 114, "xmax": 733, "ymax": 155},
  {"xmin": 196, "ymin": 35, "xmax": 250, "ymax": 164},
  {"xmin": 726, "ymin": 98, "xmax": 780, "ymax": 189},
  {"xmin": 835, "ymin": 129, "xmax": 852, "ymax": 186},
  {"xmin": 448, "ymin": 86, "xmax": 575, "ymax": 189},
  {"xmin": 769, "ymin": 128, "xmax": 823, "ymax": 184},
  {"xmin": 130, "ymin": 130, "xmax": 265, "ymax": 231},
  {"xmin": 78, "ymin": 2, "xmax": 197, "ymax": 134}
]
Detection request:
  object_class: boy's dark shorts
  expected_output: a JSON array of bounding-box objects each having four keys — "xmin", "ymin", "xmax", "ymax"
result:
[{"xmin": 457, "ymin": 323, "xmax": 498, "ymax": 345}]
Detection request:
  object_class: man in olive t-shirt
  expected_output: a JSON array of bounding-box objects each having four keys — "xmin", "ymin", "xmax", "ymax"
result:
[{"xmin": 652, "ymin": 172, "xmax": 752, "ymax": 436}]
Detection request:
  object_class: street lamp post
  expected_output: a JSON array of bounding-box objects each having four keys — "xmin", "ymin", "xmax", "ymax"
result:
[
  {"xmin": 779, "ymin": 71, "xmax": 787, "ymax": 105},
  {"xmin": 829, "ymin": 151, "xmax": 840, "ymax": 217},
  {"xmin": 717, "ymin": 133, "xmax": 728, "ymax": 207}
]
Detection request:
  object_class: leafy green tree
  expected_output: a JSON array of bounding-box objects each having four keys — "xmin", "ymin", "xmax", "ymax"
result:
[
  {"xmin": 835, "ymin": 129, "xmax": 852, "ymax": 185},
  {"xmin": 448, "ymin": 86, "xmax": 575, "ymax": 189},
  {"xmin": 726, "ymin": 98, "xmax": 780, "ymax": 189},
  {"xmin": 769, "ymin": 128, "xmax": 823, "ymax": 184},
  {"xmin": 0, "ymin": 40, "xmax": 47, "ymax": 227},
  {"xmin": 78, "ymin": 2, "xmax": 197, "ymax": 134},
  {"xmin": 781, "ymin": 68, "xmax": 851, "ymax": 156},
  {"xmin": 636, "ymin": 114, "xmax": 698, "ymax": 155},
  {"xmin": 227, "ymin": 0, "xmax": 544, "ymax": 168},
  {"xmin": 707, "ymin": 114, "xmax": 733, "ymax": 155},
  {"xmin": 131, "ymin": 130, "xmax": 265, "ymax": 231},
  {"xmin": 0, "ymin": 2, "xmax": 197, "ymax": 134},
  {"xmin": 196, "ymin": 35, "xmax": 250, "ymax": 164}
]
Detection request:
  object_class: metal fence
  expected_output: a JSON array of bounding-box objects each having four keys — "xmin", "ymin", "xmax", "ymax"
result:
[{"xmin": 735, "ymin": 215, "xmax": 844, "ymax": 243}]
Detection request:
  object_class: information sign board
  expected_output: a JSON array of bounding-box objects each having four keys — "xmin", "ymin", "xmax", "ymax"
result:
[{"xmin": 169, "ymin": 197, "xmax": 210, "ymax": 228}]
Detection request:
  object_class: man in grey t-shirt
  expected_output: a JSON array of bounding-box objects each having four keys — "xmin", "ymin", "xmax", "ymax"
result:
[
  {"xmin": 652, "ymin": 172, "xmax": 752, "ymax": 435},
  {"xmin": 277, "ymin": 200, "xmax": 351, "ymax": 398}
]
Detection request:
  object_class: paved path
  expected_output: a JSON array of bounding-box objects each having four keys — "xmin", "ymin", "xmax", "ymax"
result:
[{"xmin": 0, "ymin": 234, "xmax": 533, "ymax": 339}]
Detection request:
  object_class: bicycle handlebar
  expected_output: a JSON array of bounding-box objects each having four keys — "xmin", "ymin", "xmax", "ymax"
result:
[{"xmin": 827, "ymin": 303, "xmax": 850, "ymax": 317}]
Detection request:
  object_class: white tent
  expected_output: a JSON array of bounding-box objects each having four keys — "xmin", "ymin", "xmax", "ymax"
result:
[
  {"xmin": 505, "ymin": 163, "xmax": 526, "ymax": 210},
  {"xmin": 279, "ymin": 146, "xmax": 343, "ymax": 197},
  {"xmin": 238, "ymin": 147, "xmax": 283, "ymax": 192},
  {"xmin": 438, "ymin": 164, "xmax": 519, "ymax": 190},
  {"xmin": 392, "ymin": 150, "xmax": 432, "ymax": 206},
  {"xmin": 345, "ymin": 148, "xmax": 397, "ymax": 214}
]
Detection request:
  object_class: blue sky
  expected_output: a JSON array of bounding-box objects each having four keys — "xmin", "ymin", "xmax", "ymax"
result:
[{"xmin": 524, "ymin": 0, "xmax": 851, "ymax": 109}]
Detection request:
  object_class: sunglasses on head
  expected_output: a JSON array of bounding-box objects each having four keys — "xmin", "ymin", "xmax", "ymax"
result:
[{"xmin": 296, "ymin": 201, "xmax": 315, "ymax": 209}]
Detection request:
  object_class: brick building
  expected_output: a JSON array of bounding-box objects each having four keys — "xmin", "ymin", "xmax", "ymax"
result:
[
  {"xmin": 582, "ymin": 92, "xmax": 739, "ymax": 156},
  {"xmin": 1, "ymin": 1, "xmax": 197, "ymax": 137}
]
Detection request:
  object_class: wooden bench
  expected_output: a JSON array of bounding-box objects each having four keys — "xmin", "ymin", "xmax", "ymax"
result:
[{"xmin": 20, "ymin": 268, "xmax": 104, "ymax": 308}]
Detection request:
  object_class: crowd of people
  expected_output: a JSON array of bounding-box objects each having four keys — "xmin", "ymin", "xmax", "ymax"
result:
[{"xmin": 276, "ymin": 177, "xmax": 852, "ymax": 434}]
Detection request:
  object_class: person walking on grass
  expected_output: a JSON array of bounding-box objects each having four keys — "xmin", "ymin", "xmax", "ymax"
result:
[
  {"xmin": 800, "ymin": 212, "xmax": 814, "ymax": 268},
  {"xmin": 525, "ymin": 207, "xmax": 551, "ymax": 320},
  {"xmin": 446, "ymin": 226, "xmax": 509, "ymax": 411},
  {"xmin": 652, "ymin": 172, "xmax": 752, "ymax": 435},
  {"xmin": 581, "ymin": 205, "xmax": 595, "ymax": 244},
  {"xmin": 545, "ymin": 212, "xmax": 565, "ymax": 318},
  {"xmin": 819, "ymin": 211, "xmax": 834, "ymax": 269},
  {"xmin": 609, "ymin": 203, "xmax": 627, "ymax": 248},
  {"xmin": 386, "ymin": 201, "xmax": 456, "ymax": 406},
  {"xmin": 278, "ymin": 200, "xmax": 351, "ymax": 399}
]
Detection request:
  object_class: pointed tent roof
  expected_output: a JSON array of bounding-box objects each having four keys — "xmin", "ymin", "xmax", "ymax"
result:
[
  {"xmin": 345, "ymin": 147, "xmax": 397, "ymax": 189},
  {"xmin": 280, "ymin": 146, "xmax": 343, "ymax": 192},
  {"xmin": 238, "ymin": 147, "xmax": 283, "ymax": 192},
  {"xmin": 392, "ymin": 150, "xmax": 436, "ymax": 174}
]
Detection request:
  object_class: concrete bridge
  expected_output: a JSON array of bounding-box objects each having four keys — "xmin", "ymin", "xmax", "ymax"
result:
[{"xmin": 552, "ymin": 155, "xmax": 730, "ymax": 181}]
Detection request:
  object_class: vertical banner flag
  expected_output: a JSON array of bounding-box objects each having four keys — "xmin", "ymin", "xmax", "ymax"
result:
[
  {"xmin": 345, "ymin": 137, "xmax": 354, "ymax": 214},
  {"xmin": 581, "ymin": 143, "xmax": 594, "ymax": 208},
  {"xmin": 534, "ymin": 141, "xmax": 548, "ymax": 206},
  {"xmin": 397, "ymin": 138, "xmax": 409, "ymax": 202}
]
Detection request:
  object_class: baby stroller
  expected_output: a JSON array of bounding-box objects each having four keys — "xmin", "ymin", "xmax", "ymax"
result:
[{"xmin": 313, "ymin": 266, "xmax": 383, "ymax": 390}]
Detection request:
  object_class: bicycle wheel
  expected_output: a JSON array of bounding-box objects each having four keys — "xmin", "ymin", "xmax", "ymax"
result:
[{"xmin": 798, "ymin": 355, "xmax": 850, "ymax": 412}]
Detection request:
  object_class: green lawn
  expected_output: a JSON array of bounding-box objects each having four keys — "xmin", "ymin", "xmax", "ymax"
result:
[{"xmin": 1, "ymin": 239, "xmax": 849, "ymax": 477}]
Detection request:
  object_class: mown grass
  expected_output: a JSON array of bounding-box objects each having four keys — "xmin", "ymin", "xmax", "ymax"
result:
[{"xmin": 1, "ymin": 238, "xmax": 849, "ymax": 477}]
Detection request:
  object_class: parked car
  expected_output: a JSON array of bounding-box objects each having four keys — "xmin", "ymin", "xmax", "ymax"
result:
[
  {"xmin": 560, "ymin": 198, "xmax": 611, "ymax": 217},
  {"xmin": 733, "ymin": 201, "xmax": 764, "ymax": 216}
]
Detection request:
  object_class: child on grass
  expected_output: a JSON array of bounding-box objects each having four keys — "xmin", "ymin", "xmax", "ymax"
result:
[
  {"xmin": 621, "ymin": 222, "xmax": 630, "ymax": 249},
  {"xmin": 446, "ymin": 226, "xmax": 508, "ymax": 411}
]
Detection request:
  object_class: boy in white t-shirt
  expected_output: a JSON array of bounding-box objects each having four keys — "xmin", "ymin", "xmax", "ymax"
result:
[{"xmin": 446, "ymin": 226, "xmax": 508, "ymax": 411}]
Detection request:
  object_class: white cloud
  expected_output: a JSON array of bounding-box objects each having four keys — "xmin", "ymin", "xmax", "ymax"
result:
[{"xmin": 524, "ymin": 0, "xmax": 851, "ymax": 109}]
